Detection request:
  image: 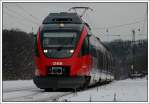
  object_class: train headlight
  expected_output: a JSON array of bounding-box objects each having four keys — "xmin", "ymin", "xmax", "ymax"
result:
[
  {"xmin": 44, "ymin": 49, "xmax": 48, "ymax": 53},
  {"xmin": 35, "ymin": 69, "xmax": 39, "ymax": 76},
  {"xmin": 70, "ymin": 49, "xmax": 74, "ymax": 53},
  {"xmin": 60, "ymin": 23, "xmax": 64, "ymax": 27}
]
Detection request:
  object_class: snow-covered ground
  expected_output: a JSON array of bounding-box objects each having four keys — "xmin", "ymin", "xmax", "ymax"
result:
[
  {"xmin": 3, "ymin": 80, "xmax": 36, "ymax": 92},
  {"xmin": 59, "ymin": 77, "xmax": 148, "ymax": 102},
  {"xmin": 2, "ymin": 77, "xmax": 148, "ymax": 102},
  {"xmin": 2, "ymin": 80, "xmax": 71, "ymax": 102}
]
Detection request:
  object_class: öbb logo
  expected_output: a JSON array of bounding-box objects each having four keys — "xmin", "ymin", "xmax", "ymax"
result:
[{"xmin": 52, "ymin": 62, "xmax": 63, "ymax": 65}]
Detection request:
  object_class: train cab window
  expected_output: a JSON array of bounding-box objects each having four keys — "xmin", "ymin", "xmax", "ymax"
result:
[
  {"xmin": 89, "ymin": 36, "xmax": 97, "ymax": 57},
  {"xmin": 89, "ymin": 45, "xmax": 97, "ymax": 57},
  {"xmin": 80, "ymin": 36, "xmax": 89, "ymax": 56},
  {"xmin": 34, "ymin": 34, "xmax": 39, "ymax": 56}
]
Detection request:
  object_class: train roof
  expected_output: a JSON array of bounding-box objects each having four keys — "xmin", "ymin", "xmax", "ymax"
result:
[{"xmin": 43, "ymin": 12, "xmax": 83, "ymax": 24}]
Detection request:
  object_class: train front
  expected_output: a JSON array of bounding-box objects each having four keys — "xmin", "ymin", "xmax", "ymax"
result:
[{"xmin": 33, "ymin": 12, "xmax": 92, "ymax": 89}]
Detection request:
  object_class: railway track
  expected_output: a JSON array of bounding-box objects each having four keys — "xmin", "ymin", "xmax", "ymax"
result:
[
  {"xmin": 3, "ymin": 87, "xmax": 73, "ymax": 102},
  {"xmin": 3, "ymin": 80, "xmax": 111, "ymax": 102}
]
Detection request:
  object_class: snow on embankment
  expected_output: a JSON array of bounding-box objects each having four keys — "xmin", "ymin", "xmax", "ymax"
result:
[
  {"xmin": 3, "ymin": 80, "xmax": 36, "ymax": 92},
  {"xmin": 3, "ymin": 80, "xmax": 38, "ymax": 101},
  {"xmin": 59, "ymin": 78, "xmax": 148, "ymax": 102}
]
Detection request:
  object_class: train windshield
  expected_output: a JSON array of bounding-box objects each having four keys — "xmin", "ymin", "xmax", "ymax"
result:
[
  {"xmin": 43, "ymin": 32, "xmax": 77, "ymax": 48},
  {"xmin": 42, "ymin": 32, "xmax": 77, "ymax": 58}
]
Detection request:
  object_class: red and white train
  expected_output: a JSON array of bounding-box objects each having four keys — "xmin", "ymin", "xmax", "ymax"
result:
[{"xmin": 33, "ymin": 12, "xmax": 114, "ymax": 90}]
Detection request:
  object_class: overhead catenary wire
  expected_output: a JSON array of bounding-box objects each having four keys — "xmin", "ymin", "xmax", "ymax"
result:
[
  {"xmin": 3, "ymin": 10, "xmax": 34, "ymax": 28},
  {"xmin": 85, "ymin": 10, "xmax": 146, "ymax": 39},
  {"xmin": 92, "ymin": 19, "xmax": 145, "ymax": 30},
  {"xmin": 15, "ymin": 3, "xmax": 41, "ymax": 22},
  {"xmin": 4, "ymin": 5, "xmax": 39, "ymax": 25},
  {"xmin": 92, "ymin": 19, "xmax": 146, "ymax": 40}
]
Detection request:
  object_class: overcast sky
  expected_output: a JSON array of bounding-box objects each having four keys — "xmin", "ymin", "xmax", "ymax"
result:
[{"xmin": 2, "ymin": 2, "xmax": 148, "ymax": 41}]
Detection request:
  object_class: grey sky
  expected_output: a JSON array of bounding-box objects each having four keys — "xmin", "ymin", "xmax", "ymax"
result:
[{"xmin": 2, "ymin": 2, "xmax": 148, "ymax": 41}]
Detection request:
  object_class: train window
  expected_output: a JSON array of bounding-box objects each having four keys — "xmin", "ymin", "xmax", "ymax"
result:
[
  {"xmin": 34, "ymin": 35, "xmax": 39, "ymax": 57},
  {"xmin": 106, "ymin": 55, "xmax": 109, "ymax": 72},
  {"xmin": 89, "ymin": 35, "xmax": 99, "ymax": 57},
  {"xmin": 97, "ymin": 50, "xmax": 103, "ymax": 69},
  {"xmin": 102, "ymin": 53, "xmax": 106, "ymax": 71},
  {"xmin": 89, "ymin": 45, "xmax": 97, "ymax": 57},
  {"xmin": 105, "ymin": 55, "xmax": 109, "ymax": 72},
  {"xmin": 80, "ymin": 36, "xmax": 89, "ymax": 56}
]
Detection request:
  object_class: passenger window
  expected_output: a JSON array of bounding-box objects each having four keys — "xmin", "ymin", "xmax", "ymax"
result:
[{"xmin": 80, "ymin": 36, "xmax": 89, "ymax": 56}]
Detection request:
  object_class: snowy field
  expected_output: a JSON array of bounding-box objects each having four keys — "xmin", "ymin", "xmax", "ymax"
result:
[
  {"xmin": 2, "ymin": 77, "xmax": 148, "ymax": 102},
  {"xmin": 59, "ymin": 77, "xmax": 148, "ymax": 102}
]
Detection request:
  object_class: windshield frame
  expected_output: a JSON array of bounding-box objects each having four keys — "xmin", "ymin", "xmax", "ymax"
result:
[
  {"xmin": 42, "ymin": 32, "xmax": 77, "ymax": 49},
  {"xmin": 40, "ymin": 29, "xmax": 82, "ymax": 59}
]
